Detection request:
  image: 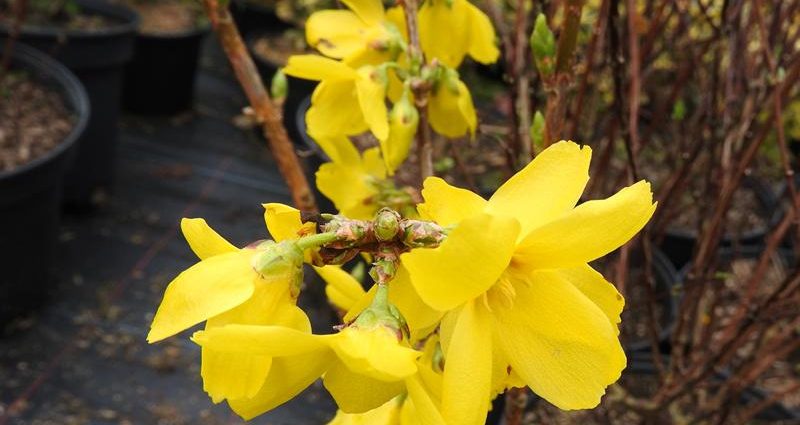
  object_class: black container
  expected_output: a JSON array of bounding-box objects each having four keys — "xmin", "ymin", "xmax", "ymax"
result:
[
  {"xmin": 248, "ymin": 32, "xmax": 317, "ymax": 143},
  {"xmin": 123, "ymin": 25, "xmax": 210, "ymax": 115},
  {"xmin": 0, "ymin": 0, "xmax": 139, "ymax": 207},
  {"xmin": 659, "ymin": 177, "xmax": 779, "ymax": 268},
  {"xmin": 230, "ymin": 0, "xmax": 292, "ymax": 36},
  {"xmin": 0, "ymin": 44, "xmax": 90, "ymax": 324}
]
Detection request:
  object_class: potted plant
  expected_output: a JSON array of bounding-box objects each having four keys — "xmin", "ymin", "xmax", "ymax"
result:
[
  {"xmin": 120, "ymin": 0, "xmax": 210, "ymax": 115},
  {"xmin": 0, "ymin": 42, "xmax": 89, "ymax": 325},
  {"xmin": 0, "ymin": 0, "xmax": 139, "ymax": 208}
]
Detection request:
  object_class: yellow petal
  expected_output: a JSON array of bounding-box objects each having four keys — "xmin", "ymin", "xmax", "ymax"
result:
[
  {"xmin": 316, "ymin": 265, "xmax": 367, "ymax": 312},
  {"xmin": 405, "ymin": 374, "xmax": 446, "ymax": 425},
  {"xmin": 514, "ymin": 180, "xmax": 656, "ymax": 270},
  {"xmin": 487, "ymin": 141, "xmax": 591, "ymax": 237},
  {"xmin": 330, "ymin": 326, "xmax": 420, "ymax": 381},
  {"xmin": 356, "ymin": 66, "xmax": 389, "ymax": 141},
  {"xmin": 324, "ymin": 360, "xmax": 405, "ymax": 413},
  {"xmin": 362, "ymin": 147, "xmax": 387, "ymax": 179},
  {"xmin": 328, "ymin": 399, "xmax": 402, "ymax": 425},
  {"xmin": 465, "ymin": 2, "xmax": 500, "ymax": 64},
  {"xmin": 418, "ymin": 0, "xmax": 469, "ymax": 68},
  {"xmin": 313, "ymin": 134, "xmax": 361, "ymax": 165},
  {"xmin": 341, "ymin": 0, "xmax": 385, "ymax": 26},
  {"xmin": 558, "ymin": 264, "xmax": 624, "ymax": 328},
  {"xmin": 401, "ymin": 213, "xmax": 519, "ymax": 311},
  {"xmin": 180, "ymin": 218, "xmax": 237, "ymax": 260},
  {"xmin": 307, "ymin": 80, "xmax": 368, "ymax": 137},
  {"xmin": 284, "ymin": 54, "xmax": 356, "ymax": 81},
  {"xmin": 229, "ymin": 348, "xmax": 335, "ymax": 420},
  {"xmin": 201, "ymin": 278, "xmax": 304, "ymax": 402},
  {"xmin": 428, "ymin": 80, "xmax": 477, "ymax": 138},
  {"xmin": 201, "ymin": 349, "xmax": 272, "ymax": 403},
  {"xmin": 416, "ymin": 177, "xmax": 486, "ymax": 226},
  {"xmin": 306, "ymin": 10, "xmax": 369, "ymax": 59},
  {"xmin": 389, "ymin": 267, "xmax": 443, "ymax": 339},
  {"xmin": 192, "ymin": 324, "xmax": 327, "ymax": 356},
  {"xmin": 316, "ymin": 161, "xmax": 378, "ymax": 220},
  {"xmin": 441, "ymin": 301, "xmax": 492, "ymax": 425},
  {"xmin": 494, "ymin": 271, "xmax": 627, "ymax": 410},
  {"xmin": 263, "ymin": 203, "xmax": 314, "ymax": 242},
  {"xmin": 147, "ymin": 250, "xmax": 255, "ymax": 343}
]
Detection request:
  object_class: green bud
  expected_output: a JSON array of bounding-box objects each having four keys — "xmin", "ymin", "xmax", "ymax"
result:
[
  {"xmin": 270, "ymin": 68, "xmax": 288, "ymax": 103},
  {"xmin": 530, "ymin": 14, "xmax": 556, "ymax": 77},
  {"xmin": 530, "ymin": 110, "xmax": 545, "ymax": 152},
  {"xmin": 374, "ymin": 208, "xmax": 402, "ymax": 242},
  {"xmin": 250, "ymin": 240, "xmax": 303, "ymax": 276}
]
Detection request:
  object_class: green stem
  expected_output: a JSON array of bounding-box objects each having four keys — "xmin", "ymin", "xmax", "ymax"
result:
[{"xmin": 296, "ymin": 232, "xmax": 339, "ymax": 250}]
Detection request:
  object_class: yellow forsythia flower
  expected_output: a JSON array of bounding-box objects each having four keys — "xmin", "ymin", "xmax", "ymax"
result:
[
  {"xmin": 147, "ymin": 205, "xmax": 313, "ymax": 403},
  {"xmin": 285, "ymin": 55, "xmax": 389, "ymax": 141},
  {"xmin": 316, "ymin": 145, "xmax": 387, "ymax": 219},
  {"xmin": 401, "ymin": 141, "xmax": 657, "ymax": 424},
  {"xmin": 418, "ymin": 0, "xmax": 499, "ymax": 68},
  {"xmin": 192, "ymin": 320, "xmax": 421, "ymax": 418},
  {"xmin": 305, "ymin": 0, "xmax": 402, "ymax": 67},
  {"xmin": 428, "ymin": 70, "xmax": 477, "ymax": 138}
]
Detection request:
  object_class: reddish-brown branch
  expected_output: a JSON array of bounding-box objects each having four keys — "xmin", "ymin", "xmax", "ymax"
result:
[{"xmin": 202, "ymin": 0, "xmax": 317, "ymax": 213}]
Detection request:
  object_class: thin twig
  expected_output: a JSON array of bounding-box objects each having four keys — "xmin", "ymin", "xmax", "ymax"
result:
[{"xmin": 202, "ymin": 0, "xmax": 317, "ymax": 213}]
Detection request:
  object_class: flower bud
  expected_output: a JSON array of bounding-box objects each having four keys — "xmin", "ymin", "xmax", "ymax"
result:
[
  {"xmin": 374, "ymin": 208, "xmax": 402, "ymax": 242},
  {"xmin": 270, "ymin": 68, "xmax": 288, "ymax": 105},
  {"xmin": 250, "ymin": 240, "xmax": 303, "ymax": 277},
  {"xmin": 530, "ymin": 14, "xmax": 556, "ymax": 77},
  {"xmin": 380, "ymin": 89, "xmax": 419, "ymax": 174},
  {"xmin": 530, "ymin": 110, "xmax": 545, "ymax": 152}
]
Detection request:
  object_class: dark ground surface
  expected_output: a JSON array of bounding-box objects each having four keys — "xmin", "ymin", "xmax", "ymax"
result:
[{"xmin": 0, "ymin": 37, "xmax": 337, "ymax": 425}]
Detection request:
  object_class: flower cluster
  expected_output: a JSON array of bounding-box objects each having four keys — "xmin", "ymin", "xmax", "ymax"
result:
[
  {"xmin": 148, "ymin": 141, "xmax": 656, "ymax": 424},
  {"xmin": 285, "ymin": 0, "xmax": 498, "ymax": 219}
]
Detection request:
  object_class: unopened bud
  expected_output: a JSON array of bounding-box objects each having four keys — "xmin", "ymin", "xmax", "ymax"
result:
[
  {"xmin": 530, "ymin": 14, "xmax": 556, "ymax": 77},
  {"xmin": 271, "ymin": 68, "xmax": 288, "ymax": 104},
  {"xmin": 381, "ymin": 90, "xmax": 419, "ymax": 174},
  {"xmin": 530, "ymin": 110, "xmax": 545, "ymax": 152},
  {"xmin": 401, "ymin": 220, "xmax": 447, "ymax": 248},
  {"xmin": 374, "ymin": 208, "xmax": 402, "ymax": 241},
  {"xmin": 250, "ymin": 240, "xmax": 303, "ymax": 276}
]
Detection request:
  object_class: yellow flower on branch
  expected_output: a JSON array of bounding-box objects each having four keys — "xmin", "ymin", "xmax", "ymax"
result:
[
  {"xmin": 418, "ymin": 0, "xmax": 500, "ymax": 68},
  {"xmin": 306, "ymin": 0, "xmax": 404, "ymax": 68},
  {"xmin": 192, "ymin": 285, "xmax": 432, "ymax": 419},
  {"xmin": 285, "ymin": 55, "xmax": 389, "ymax": 141},
  {"xmin": 428, "ymin": 68, "xmax": 477, "ymax": 138},
  {"xmin": 147, "ymin": 205, "xmax": 313, "ymax": 403},
  {"xmin": 401, "ymin": 141, "xmax": 657, "ymax": 424}
]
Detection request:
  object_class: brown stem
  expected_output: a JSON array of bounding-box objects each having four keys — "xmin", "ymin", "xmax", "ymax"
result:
[
  {"xmin": 512, "ymin": 0, "xmax": 531, "ymax": 162},
  {"xmin": 202, "ymin": 0, "xmax": 317, "ymax": 213},
  {"xmin": 554, "ymin": 0, "xmax": 586, "ymax": 74},
  {"xmin": 399, "ymin": 0, "xmax": 434, "ymax": 183}
]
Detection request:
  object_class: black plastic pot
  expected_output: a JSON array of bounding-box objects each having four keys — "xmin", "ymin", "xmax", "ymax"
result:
[
  {"xmin": 249, "ymin": 32, "xmax": 317, "ymax": 142},
  {"xmin": 0, "ymin": 0, "xmax": 139, "ymax": 208},
  {"xmin": 0, "ymin": 44, "xmax": 90, "ymax": 325},
  {"xmin": 122, "ymin": 25, "xmax": 210, "ymax": 115},
  {"xmin": 230, "ymin": 0, "xmax": 292, "ymax": 36},
  {"xmin": 659, "ymin": 176, "xmax": 779, "ymax": 268}
]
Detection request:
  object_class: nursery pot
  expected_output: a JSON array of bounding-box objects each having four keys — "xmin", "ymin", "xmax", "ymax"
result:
[
  {"xmin": 248, "ymin": 32, "xmax": 317, "ymax": 142},
  {"xmin": 0, "ymin": 44, "xmax": 90, "ymax": 324},
  {"xmin": 0, "ymin": 0, "xmax": 139, "ymax": 208},
  {"xmin": 659, "ymin": 176, "xmax": 778, "ymax": 268},
  {"xmin": 230, "ymin": 0, "xmax": 292, "ymax": 36},
  {"xmin": 122, "ymin": 25, "xmax": 210, "ymax": 115}
]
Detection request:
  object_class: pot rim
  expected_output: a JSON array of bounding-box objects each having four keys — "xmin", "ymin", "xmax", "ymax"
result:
[
  {"xmin": 0, "ymin": 0, "xmax": 139, "ymax": 38},
  {"xmin": 0, "ymin": 43, "xmax": 90, "ymax": 181}
]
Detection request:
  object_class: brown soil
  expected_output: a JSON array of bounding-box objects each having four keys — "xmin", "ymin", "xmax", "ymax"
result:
[
  {"xmin": 122, "ymin": 0, "xmax": 205, "ymax": 34},
  {"xmin": 251, "ymin": 30, "xmax": 309, "ymax": 66},
  {"xmin": 0, "ymin": 72, "xmax": 75, "ymax": 172}
]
